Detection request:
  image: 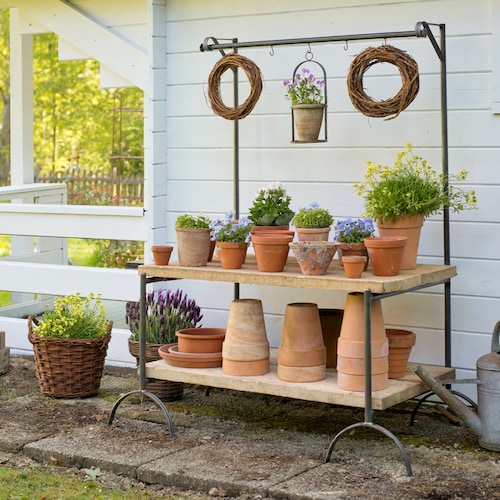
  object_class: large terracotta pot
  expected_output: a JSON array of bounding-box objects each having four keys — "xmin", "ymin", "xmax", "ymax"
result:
[
  {"xmin": 217, "ymin": 241, "xmax": 248, "ymax": 269},
  {"xmin": 289, "ymin": 241, "xmax": 339, "ymax": 275},
  {"xmin": 336, "ymin": 293, "xmax": 388, "ymax": 391},
  {"xmin": 252, "ymin": 233, "xmax": 293, "ymax": 272},
  {"xmin": 175, "ymin": 227, "xmax": 212, "ymax": 267},
  {"xmin": 376, "ymin": 214, "xmax": 424, "ymax": 270},
  {"xmin": 222, "ymin": 299, "xmax": 270, "ymax": 376},
  {"xmin": 292, "ymin": 104, "xmax": 325, "ymax": 142},
  {"xmin": 278, "ymin": 302, "xmax": 326, "ymax": 382},
  {"xmin": 295, "ymin": 227, "xmax": 330, "ymax": 242},
  {"xmin": 364, "ymin": 236, "xmax": 407, "ymax": 276},
  {"xmin": 386, "ymin": 328, "xmax": 416, "ymax": 378}
]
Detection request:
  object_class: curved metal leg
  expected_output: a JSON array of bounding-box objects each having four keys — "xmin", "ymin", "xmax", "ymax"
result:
[
  {"xmin": 107, "ymin": 389, "xmax": 175, "ymax": 437},
  {"xmin": 325, "ymin": 421, "xmax": 413, "ymax": 477},
  {"xmin": 410, "ymin": 390, "xmax": 478, "ymax": 426}
]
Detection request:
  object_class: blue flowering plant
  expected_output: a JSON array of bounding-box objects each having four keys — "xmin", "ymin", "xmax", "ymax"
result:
[
  {"xmin": 334, "ymin": 218, "xmax": 375, "ymax": 244},
  {"xmin": 248, "ymin": 181, "xmax": 295, "ymax": 226},
  {"xmin": 210, "ymin": 211, "xmax": 253, "ymax": 246},
  {"xmin": 283, "ymin": 68, "xmax": 325, "ymax": 105},
  {"xmin": 292, "ymin": 202, "xmax": 333, "ymax": 228},
  {"xmin": 126, "ymin": 288, "xmax": 203, "ymax": 344}
]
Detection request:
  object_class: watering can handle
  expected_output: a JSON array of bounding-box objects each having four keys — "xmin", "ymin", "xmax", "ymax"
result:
[{"xmin": 492, "ymin": 321, "xmax": 500, "ymax": 353}]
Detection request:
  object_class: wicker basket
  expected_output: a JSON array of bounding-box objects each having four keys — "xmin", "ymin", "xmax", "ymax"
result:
[
  {"xmin": 128, "ymin": 339, "xmax": 184, "ymax": 401},
  {"xmin": 28, "ymin": 316, "xmax": 112, "ymax": 399}
]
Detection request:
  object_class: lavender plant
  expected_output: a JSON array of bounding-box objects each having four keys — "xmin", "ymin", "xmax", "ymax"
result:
[{"xmin": 125, "ymin": 289, "xmax": 203, "ymax": 344}]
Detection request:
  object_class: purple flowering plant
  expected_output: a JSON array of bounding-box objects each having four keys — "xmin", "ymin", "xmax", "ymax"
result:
[
  {"xmin": 334, "ymin": 218, "xmax": 375, "ymax": 244},
  {"xmin": 283, "ymin": 68, "xmax": 325, "ymax": 105},
  {"xmin": 210, "ymin": 211, "xmax": 253, "ymax": 246},
  {"xmin": 126, "ymin": 288, "xmax": 203, "ymax": 344}
]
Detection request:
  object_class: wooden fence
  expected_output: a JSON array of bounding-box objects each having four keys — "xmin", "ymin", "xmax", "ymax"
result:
[{"xmin": 0, "ymin": 168, "xmax": 144, "ymax": 205}]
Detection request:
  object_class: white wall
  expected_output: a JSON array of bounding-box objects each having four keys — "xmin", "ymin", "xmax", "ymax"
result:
[{"xmin": 162, "ymin": 0, "xmax": 500, "ymax": 395}]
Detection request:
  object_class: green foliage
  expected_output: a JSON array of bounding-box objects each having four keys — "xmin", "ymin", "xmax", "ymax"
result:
[
  {"xmin": 248, "ymin": 181, "xmax": 294, "ymax": 226},
  {"xmin": 175, "ymin": 213, "xmax": 211, "ymax": 229},
  {"xmin": 354, "ymin": 143, "xmax": 477, "ymax": 222},
  {"xmin": 292, "ymin": 203, "xmax": 333, "ymax": 228},
  {"xmin": 334, "ymin": 218, "xmax": 375, "ymax": 244},
  {"xmin": 33, "ymin": 292, "xmax": 109, "ymax": 339},
  {"xmin": 210, "ymin": 212, "xmax": 253, "ymax": 244}
]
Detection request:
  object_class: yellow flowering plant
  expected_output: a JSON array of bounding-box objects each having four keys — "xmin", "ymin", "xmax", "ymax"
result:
[
  {"xmin": 33, "ymin": 292, "xmax": 109, "ymax": 339},
  {"xmin": 354, "ymin": 143, "xmax": 477, "ymax": 222}
]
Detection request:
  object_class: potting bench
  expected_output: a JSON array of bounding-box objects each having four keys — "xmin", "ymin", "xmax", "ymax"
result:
[{"xmin": 108, "ymin": 256, "xmax": 456, "ymax": 476}]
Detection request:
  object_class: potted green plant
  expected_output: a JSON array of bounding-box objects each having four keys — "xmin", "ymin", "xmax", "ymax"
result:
[
  {"xmin": 334, "ymin": 217, "xmax": 375, "ymax": 271},
  {"xmin": 210, "ymin": 212, "xmax": 253, "ymax": 269},
  {"xmin": 283, "ymin": 67, "xmax": 326, "ymax": 142},
  {"xmin": 292, "ymin": 202, "xmax": 333, "ymax": 241},
  {"xmin": 175, "ymin": 212, "xmax": 212, "ymax": 267},
  {"xmin": 126, "ymin": 288, "xmax": 203, "ymax": 400},
  {"xmin": 248, "ymin": 181, "xmax": 295, "ymax": 230},
  {"xmin": 28, "ymin": 292, "xmax": 112, "ymax": 398},
  {"xmin": 354, "ymin": 143, "xmax": 477, "ymax": 269}
]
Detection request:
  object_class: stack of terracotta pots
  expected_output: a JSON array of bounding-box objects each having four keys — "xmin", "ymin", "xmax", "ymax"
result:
[
  {"xmin": 222, "ymin": 299, "xmax": 270, "ymax": 376},
  {"xmin": 277, "ymin": 303, "xmax": 327, "ymax": 382},
  {"xmin": 336, "ymin": 293, "xmax": 389, "ymax": 391}
]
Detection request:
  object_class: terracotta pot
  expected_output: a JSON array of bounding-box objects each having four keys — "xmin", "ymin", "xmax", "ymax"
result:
[
  {"xmin": 289, "ymin": 241, "xmax": 339, "ymax": 275},
  {"xmin": 175, "ymin": 227, "xmax": 212, "ymax": 267},
  {"xmin": 337, "ymin": 242, "xmax": 369, "ymax": 271},
  {"xmin": 252, "ymin": 233, "xmax": 293, "ymax": 272},
  {"xmin": 319, "ymin": 309, "xmax": 343, "ymax": 369},
  {"xmin": 278, "ymin": 302, "xmax": 326, "ymax": 382},
  {"xmin": 151, "ymin": 245, "xmax": 173, "ymax": 266},
  {"xmin": 295, "ymin": 227, "xmax": 330, "ymax": 242},
  {"xmin": 251, "ymin": 225, "xmax": 291, "ymax": 234},
  {"xmin": 159, "ymin": 344, "xmax": 223, "ymax": 368},
  {"xmin": 376, "ymin": 214, "xmax": 424, "ymax": 270},
  {"xmin": 222, "ymin": 299, "xmax": 270, "ymax": 376},
  {"xmin": 292, "ymin": 104, "xmax": 325, "ymax": 142},
  {"xmin": 342, "ymin": 255, "xmax": 367, "ymax": 278},
  {"xmin": 386, "ymin": 328, "xmax": 416, "ymax": 378},
  {"xmin": 208, "ymin": 239, "xmax": 217, "ymax": 262},
  {"xmin": 176, "ymin": 327, "xmax": 226, "ymax": 353},
  {"xmin": 216, "ymin": 241, "xmax": 248, "ymax": 269},
  {"xmin": 336, "ymin": 293, "xmax": 388, "ymax": 391},
  {"xmin": 364, "ymin": 236, "xmax": 408, "ymax": 276}
]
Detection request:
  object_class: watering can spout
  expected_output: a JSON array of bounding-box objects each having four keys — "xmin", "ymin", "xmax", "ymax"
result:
[{"xmin": 414, "ymin": 366, "xmax": 482, "ymax": 437}]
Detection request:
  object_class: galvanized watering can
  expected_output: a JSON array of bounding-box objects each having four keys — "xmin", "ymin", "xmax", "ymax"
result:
[{"xmin": 415, "ymin": 321, "xmax": 500, "ymax": 452}]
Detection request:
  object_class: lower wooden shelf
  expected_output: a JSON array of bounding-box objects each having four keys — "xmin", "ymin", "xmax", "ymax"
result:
[{"xmin": 146, "ymin": 350, "xmax": 454, "ymax": 411}]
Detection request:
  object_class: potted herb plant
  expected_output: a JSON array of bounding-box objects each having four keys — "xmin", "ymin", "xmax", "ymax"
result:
[
  {"xmin": 175, "ymin": 212, "xmax": 212, "ymax": 267},
  {"xmin": 248, "ymin": 181, "xmax": 295, "ymax": 230},
  {"xmin": 210, "ymin": 211, "xmax": 253, "ymax": 269},
  {"xmin": 354, "ymin": 143, "xmax": 477, "ymax": 269},
  {"xmin": 28, "ymin": 292, "xmax": 112, "ymax": 398},
  {"xmin": 334, "ymin": 217, "xmax": 374, "ymax": 271},
  {"xmin": 292, "ymin": 202, "xmax": 333, "ymax": 241},
  {"xmin": 283, "ymin": 67, "xmax": 326, "ymax": 142},
  {"xmin": 126, "ymin": 288, "xmax": 203, "ymax": 400}
]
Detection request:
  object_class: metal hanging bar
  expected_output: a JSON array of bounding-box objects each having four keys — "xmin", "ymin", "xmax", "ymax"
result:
[{"xmin": 201, "ymin": 24, "xmax": 427, "ymax": 52}]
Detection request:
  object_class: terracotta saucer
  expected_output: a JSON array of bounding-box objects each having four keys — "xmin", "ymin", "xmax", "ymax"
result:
[{"xmin": 159, "ymin": 344, "xmax": 222, "ymax": 368}]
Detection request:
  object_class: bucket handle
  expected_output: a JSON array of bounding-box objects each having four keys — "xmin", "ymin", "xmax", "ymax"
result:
[{"xmin": 492, "ymin": 320, "xmax": 500, "ymax": 353}]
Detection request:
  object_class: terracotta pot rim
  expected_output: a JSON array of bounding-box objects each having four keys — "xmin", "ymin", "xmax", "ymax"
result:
[
  {"xmin": 342, "ymin": 255, "xmax": 367, "ymax": 263},
  {"xmin": 290, "ymin": 241, "xmax": 339, "ymax": 248},
  {"xmin": 176, "ymin": 327, "xmax": 226, "ymax": 340},
  {"xmin": 292, "ymin": 103, "xmax": 326, "ymax": 109},
  {"xmin": 364, "ymin": 236, "xmax": 408, "ymax": 248},
  {"xmin": 252, "ymin": 234, "xmax": 294, "ymax": 244},
  {"xmin": 175, "ymin": 227, "xmax": 211, "ymax": 233},
  {"xmin": 151, "ymin": 245, "xmax": 173, "ymax": 251}
]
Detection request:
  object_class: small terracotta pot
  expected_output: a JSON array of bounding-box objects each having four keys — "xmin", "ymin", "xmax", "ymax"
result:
[
  {"xmin": 289, "ymin": 241, "xmax": 339, "ymax": 276},
  {"xmin": 151, "ymin": 245, "xmax": 173, "ymax": 266},
  {"xmin": 386, "ymin": 328, "xmax": 416, "ymax": 378},
  {"xmin": 364, "ymin": 236, "xmax": 407, "ymax": 276},
  {"xmin": 176, "ymin": 327, "xmax": 226, "ymax": 354},
  {"xmin": 217, "ymin": 241, "xmax": 248, "ymax": 269},
  {"xmin": 342, "ymin": 255, "xmax": 367, "ymax": 278},
  {"xmin": 337, "ymin": 242, "xmax": 369, "ymax": 271},
  {"xmin": 295, "ymin": 227, "xmax": 330, "ymax": 242},
  {"xmin": 252, "ymin": 233, "xmax": 293, "ymax": 272}
]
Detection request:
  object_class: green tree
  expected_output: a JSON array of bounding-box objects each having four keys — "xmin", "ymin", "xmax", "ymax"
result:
[{"xmin": 0, "ymin": 10, "xmax": 11, "ymax": 180}]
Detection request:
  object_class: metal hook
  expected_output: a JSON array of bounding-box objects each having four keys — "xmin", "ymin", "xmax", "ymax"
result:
[
  {"xmin": 269, "ymin": 45, "xmax": 274, "ymax": 56},
  {"xmin": 305, "ymin": 44, "xmax": 313, "ymax": 60},
  {"xmin": 344, "ymin": 40, "xmax": 349, "ymax": 51}
]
